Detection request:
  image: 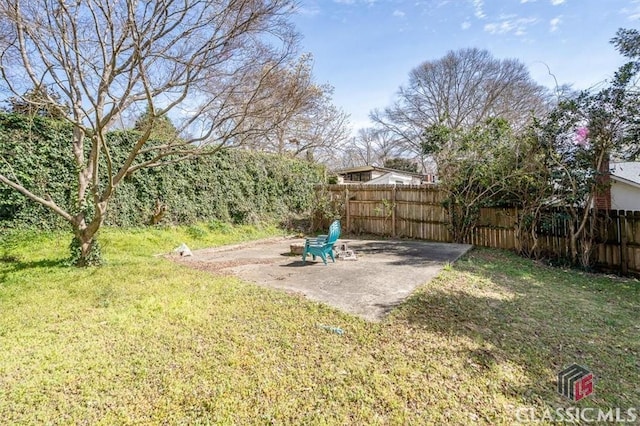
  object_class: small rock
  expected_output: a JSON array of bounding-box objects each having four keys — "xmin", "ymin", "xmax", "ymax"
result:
[
  {"xmin": 339, "ymin": 249, "xmax": 357, "ymax": 260},
  {"xmin": 174, "ymin": 243, "xmax": 192, "ymax": 257},
  {"xmin": 290, "ymin": 243, "xmax": 305, "ymax": 255}
]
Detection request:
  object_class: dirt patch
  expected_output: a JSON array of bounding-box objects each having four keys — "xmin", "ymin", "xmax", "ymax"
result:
[{"xmin": 172, "ymin": 257, "xmax": 282, "ymax": 275}]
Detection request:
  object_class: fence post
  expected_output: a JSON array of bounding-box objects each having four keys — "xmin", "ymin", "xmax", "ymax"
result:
[
  {"xmin": 620, "ymin": 210, "xmax": 628, "ymax": 275},
  {"xmin": 345, "ymin": 187, "xmax": 350, "ymax": 233},
  {"xmin": 391, "ymin": 185, "xmax": 397, "ymax": 237}
]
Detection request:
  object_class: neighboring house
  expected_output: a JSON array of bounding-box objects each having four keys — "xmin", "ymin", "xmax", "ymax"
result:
[
  {"xmin": 609, "ymin": 162, "xmax": 640, "ymax": 211},
  {"xmin": 334, "ymin": 165, "xmax": 433, "ymax": 185}
]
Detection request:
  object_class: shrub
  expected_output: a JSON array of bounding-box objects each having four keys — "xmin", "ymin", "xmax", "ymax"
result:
[{"xmin": 0, "ymin": 113, "xmax": 325, "ymax": 229}]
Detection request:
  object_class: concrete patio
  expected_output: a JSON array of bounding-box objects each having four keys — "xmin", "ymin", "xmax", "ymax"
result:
[{"xmin": 173, "ymin": 237, "xmax": 472, "ymax": 321}]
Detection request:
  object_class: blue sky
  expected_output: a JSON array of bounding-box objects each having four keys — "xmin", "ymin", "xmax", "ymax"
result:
[{"xmin": 292, "ymin": 0, "xmax": 640, "ymax": 132}]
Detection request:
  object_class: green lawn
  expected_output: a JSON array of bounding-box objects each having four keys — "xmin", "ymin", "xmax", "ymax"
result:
[{"xmin": 0, "ymin": 225, "xmax": 638, "ymax": 424}]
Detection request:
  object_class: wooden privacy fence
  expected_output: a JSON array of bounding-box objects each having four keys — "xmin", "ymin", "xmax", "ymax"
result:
[{"xmin": 319, "ymin": 184, "xmax": 640, "ymax": 276}]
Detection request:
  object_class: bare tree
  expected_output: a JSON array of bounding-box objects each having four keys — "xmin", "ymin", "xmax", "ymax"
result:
[
  {"xmin": 371, "ymin": 48, "xmax": 550, "ymax": 162},
  {"xmin": 287, "ymin": 91, "xmax": 351, "ymax": 163},
  {"xmin": 238, "ymin": 54, "xmax": 350, "ymax": 161},
  {"xmin": 337, "ymin": 127, "xmax": 402, "ymax": 168},
  {"xmin": 0, "ymin": 0, "xmax": 299, "ymax": 265}
]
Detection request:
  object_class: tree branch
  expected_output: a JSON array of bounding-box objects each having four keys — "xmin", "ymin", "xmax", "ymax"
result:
[{"xmin": 0, "ymin": 173, "xmax": 75, "ymax": 223}]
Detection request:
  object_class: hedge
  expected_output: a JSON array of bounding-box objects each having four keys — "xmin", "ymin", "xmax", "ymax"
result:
[{"xmin": 0, "ymin": 113, "xmax": 325, "ymax": 229}]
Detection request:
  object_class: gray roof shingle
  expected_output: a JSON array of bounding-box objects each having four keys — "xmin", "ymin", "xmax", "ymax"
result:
[{"xmin": 610, "ymin": 162, "xmax": 640, "ymax": 185}]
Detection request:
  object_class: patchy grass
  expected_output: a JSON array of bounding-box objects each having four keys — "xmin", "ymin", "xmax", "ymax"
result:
[
  {"xmin": 0, "ymin": 229, "xmax": 638, "ymax": 424},
  {"xmin": 394, "ymin": 250, "xmax": 640, "ymax": 417}
]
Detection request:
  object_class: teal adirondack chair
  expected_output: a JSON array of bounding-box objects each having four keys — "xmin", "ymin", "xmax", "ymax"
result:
[{"xmin": 302, "ymin": 220, "xmax": 341, "ymax": 265}]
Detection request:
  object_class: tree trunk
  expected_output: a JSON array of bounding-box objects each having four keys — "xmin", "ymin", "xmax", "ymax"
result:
[
  {"xmin": 581, "ymin": 239, "xmax": 593, "ymax": 269},
  {"xmin": 70, "ymin": 200, "xmax": 106, "ymax": 267},
  {"xmin": 568, "ymin": 221, "xmax": 578, "ymax": 265},
  {"xmin": 71, "ymin": 223, "xmax": 102, "ymax": 267}
]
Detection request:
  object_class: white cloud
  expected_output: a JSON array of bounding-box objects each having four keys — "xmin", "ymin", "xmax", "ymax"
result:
[
  {"xmin": 333, "ymin": 0, "xmax": 378, "ymax": 4},
  {"xmin": 520, "ymin": 0, "xmax": 537, "ymax": 3},
  {"xmin": 472, "ymin": 0, "xmax": 486, "ymax": 19},
  {"xmin": 621, "ymin": 2, "xmax": 640, "ymax": 20},
  {"xmin": 393, "ymin": 9, "xmax": 406, "ymax": 18},
  {"xmin": 484, "ymin": 16, "xmax": 538, "ymax": 36},
  {"xmin": 297, "ymin": 5, "xmax": 321, "ymax": 17},
  {"xmin": 461, "ymin": 21, "xmax": 471, "ymax": 30},
  {"xmin": 550, "ymin": 0, "xmax": 565, "ymax": 5},
  {"xmin": 549, "ymin": 16, "xmax": 562, "ymax": 32}
]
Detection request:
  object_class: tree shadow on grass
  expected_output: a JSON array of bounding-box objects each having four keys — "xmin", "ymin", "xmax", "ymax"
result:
[
  {"xmin": 0, "ymin": 257, "xmax": 68, "ymax": 283},
  {"xmin": 391, "ymin": 286, "xmax": 567, "ymax": 407},
  {"xmin": 394, "ymin": 266, "xmax": 596, "ymax": 402},
  {"xmin": 390, "ymin": 250, "xmax": 640, "ymax": 408}
]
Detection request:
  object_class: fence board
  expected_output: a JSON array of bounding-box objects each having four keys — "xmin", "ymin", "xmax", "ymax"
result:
[{"xmin": 318, "ymin": 184, "xmax": 640, "ymax": 276}]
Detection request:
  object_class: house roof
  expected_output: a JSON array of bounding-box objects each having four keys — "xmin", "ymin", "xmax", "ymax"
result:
[
  {"xmin": 334, "ymin": 165, "xmax": 424, "ymax": 178},
  {"xmin": 610, "ymin": 162, "xmax": 640, "ymax": 188},
  {"xmin": 367, "ymin": 172, "xmax": 416, "ymax": 185}
]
